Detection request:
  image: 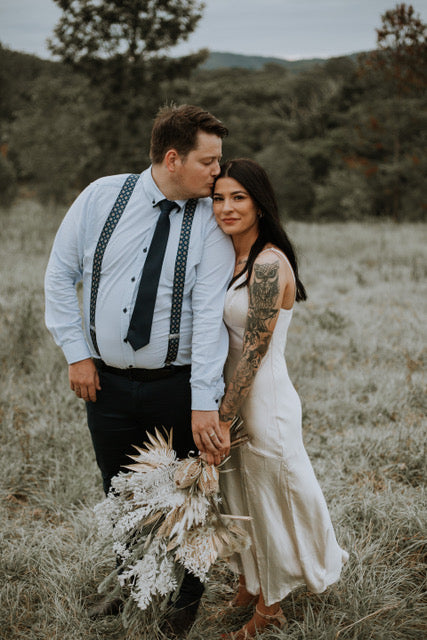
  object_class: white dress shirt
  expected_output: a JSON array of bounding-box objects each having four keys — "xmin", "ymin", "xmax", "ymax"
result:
[{"xmin": 45, "ymin": 167, "xmax": 235, "ymax": 410}]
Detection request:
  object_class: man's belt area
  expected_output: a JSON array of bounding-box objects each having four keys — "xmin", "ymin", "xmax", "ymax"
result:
[{"xmin": 95, "ymin": 359, "xmax": 191, "ymax": 382}]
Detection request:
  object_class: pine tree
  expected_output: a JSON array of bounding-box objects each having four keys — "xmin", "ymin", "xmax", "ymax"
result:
[
  {"xmin": 373, "ymin": 2, "xmax": 427, "ymax": 96},
  {"xmin": 355, "ymin": 4, "xmax": 427, "ymax": 219}
]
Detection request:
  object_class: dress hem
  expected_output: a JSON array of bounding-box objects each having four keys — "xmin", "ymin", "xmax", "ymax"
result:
[{"xmin": 226, "ymin": 562, "xmax": 348, "ymax": 606}]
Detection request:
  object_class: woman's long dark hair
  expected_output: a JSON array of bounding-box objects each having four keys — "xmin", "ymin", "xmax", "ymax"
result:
[{"xmin": 217, "ymin": 158, "xmax": 307, "ymax": 302}]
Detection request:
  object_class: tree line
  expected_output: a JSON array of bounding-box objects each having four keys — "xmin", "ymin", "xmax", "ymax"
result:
[{"xmin": 0, "ymin": 1, "xmax": 426, "ymax": 221}]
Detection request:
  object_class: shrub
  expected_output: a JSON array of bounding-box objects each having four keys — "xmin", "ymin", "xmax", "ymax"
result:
[
  {"xmin": 256, "ymin": 137, "xmax": 315, "ymax": 219},
  {"xmin": 0, "ymin": 155, "xmax": 18, "ymax": 207},
  {"xmin": 313, "ymin": 168, "xmax": 373, "ymax": 219}
]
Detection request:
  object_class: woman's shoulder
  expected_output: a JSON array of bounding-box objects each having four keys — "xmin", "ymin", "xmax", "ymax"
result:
[
  {"xmin": 258, "ymin": 244, "xmax": 284, "ymax": 258},
  {"xmin": 255, "ymin": 245, "xmax": 296, "ymax": 284},
  {"xmin": 256, "ymin": 245, "xmax": 290, "ymax": 268}
]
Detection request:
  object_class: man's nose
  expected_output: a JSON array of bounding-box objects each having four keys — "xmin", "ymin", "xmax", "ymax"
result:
[{"xmin": 212, "ymin": 160, "xmax": 221, "ymax": 176}]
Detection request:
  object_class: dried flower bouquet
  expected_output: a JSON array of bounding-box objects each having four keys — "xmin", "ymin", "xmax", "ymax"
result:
[{"xmin": 94, "ymin": 422, "xmax": 250, "ymax": 614}]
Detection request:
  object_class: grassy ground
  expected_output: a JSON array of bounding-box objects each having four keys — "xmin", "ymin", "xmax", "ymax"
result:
[{"xmin": 0, "ymin": 200, "xmax": 426, "ymax": 640}]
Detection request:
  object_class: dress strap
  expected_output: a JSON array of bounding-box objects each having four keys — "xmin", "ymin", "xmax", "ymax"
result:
[{"xmin": 258, "ymin": 248, "xmax": 296, "ymax": 285}]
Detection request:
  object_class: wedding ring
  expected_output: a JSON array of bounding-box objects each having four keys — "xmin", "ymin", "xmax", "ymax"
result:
[{"xmin": 209, "ymin": 432, "xmax": 215, "ymax": 437}]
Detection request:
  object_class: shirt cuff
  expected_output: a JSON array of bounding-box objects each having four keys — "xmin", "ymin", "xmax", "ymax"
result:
[
  {"xmin": 62, "ymin": 340, "xmax": 93, "ymax": 365},
  {"xmin": 191, "ymin": 387, "xmax": 221, "ymax": 411}
]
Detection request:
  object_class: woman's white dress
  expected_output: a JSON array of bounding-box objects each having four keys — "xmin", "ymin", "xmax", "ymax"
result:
[{"xmin": 220, "ymin": 249, "xmax": 348, "ymax": 606}]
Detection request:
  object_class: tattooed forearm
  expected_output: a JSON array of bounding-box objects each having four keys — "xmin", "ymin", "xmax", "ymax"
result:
[
  {"xmin": 219, "ymin": 260, "xmax": 281, "ymax": 423},
  {"xmin": 219, "ymin": 347, "xmax": 267, "ymax": 422}
]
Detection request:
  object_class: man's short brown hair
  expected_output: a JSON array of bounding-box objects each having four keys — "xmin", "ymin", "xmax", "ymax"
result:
[{"xmin": 150, "ymin": 104, "xmax": 228, "ymax": 164}]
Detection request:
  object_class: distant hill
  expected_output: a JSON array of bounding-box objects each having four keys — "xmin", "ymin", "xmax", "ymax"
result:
[
  {"xmin": 0, "ymin": 43, "xmax": 360, "ymax": 79},
  {"xmin": 201, "ymin": 51, "xmax": 327, "ymax": 72},
  {"xmin": 201, "ymin": 50, "xmax": 361, "ymax": 72},
  {"xmin": 0, "ymin": 44, "xmax": 58, "ymax": 81}
]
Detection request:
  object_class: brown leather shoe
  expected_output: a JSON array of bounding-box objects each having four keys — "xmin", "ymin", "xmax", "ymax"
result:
[{"xmin": 87, "ymin": 595, "xmax": 123, "ymax": 619}]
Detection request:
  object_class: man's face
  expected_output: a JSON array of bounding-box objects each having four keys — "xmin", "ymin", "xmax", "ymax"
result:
[{"xmin": 174, "ymin": 131, "xmax": 222, "ymax": 199}]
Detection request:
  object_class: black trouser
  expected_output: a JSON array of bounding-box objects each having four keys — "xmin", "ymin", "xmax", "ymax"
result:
[{"xmin": 86, "ymin": 364, "xmax": 204, "ymax": 608}]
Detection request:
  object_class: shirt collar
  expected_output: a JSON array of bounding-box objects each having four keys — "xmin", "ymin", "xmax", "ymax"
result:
[{"xmin": 142, "ymin": 167, "xmax": 186, "ymax": 212}]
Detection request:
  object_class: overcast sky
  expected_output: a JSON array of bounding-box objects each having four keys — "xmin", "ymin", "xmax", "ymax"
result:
[{"xmin": 1, "ymin": 0, "xmax": 426, "ymax": 61}]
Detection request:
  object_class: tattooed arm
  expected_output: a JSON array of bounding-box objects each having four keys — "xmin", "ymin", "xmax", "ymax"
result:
[{"xmin": 219, "ymin": 252, "xmax": 288, "ymax": 425}]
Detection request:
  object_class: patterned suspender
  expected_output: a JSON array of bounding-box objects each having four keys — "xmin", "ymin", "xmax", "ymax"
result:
[
  {"xmin": 90, "ymin": 174, "xmax": 140, "ymax": 356},
  {"xmin": 165, "ymin": 198, "xmax": 197, "ymax": 365},
  {"xmin": 89, "ymin": 172, "xmax": 197, "ymax": 364}
]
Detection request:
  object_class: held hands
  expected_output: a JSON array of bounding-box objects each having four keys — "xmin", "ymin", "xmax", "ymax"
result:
[
  {"xmin": 69, "ymin": 358, "xmax": 101, "ymax": 402},
  {"xmin": 192, "ymin": 410, "xmax": 231, "ymax": 466}
]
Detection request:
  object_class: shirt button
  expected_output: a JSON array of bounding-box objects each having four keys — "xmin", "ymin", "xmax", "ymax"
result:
[
  {"xmin": 129, "ymin": 364, "xmax": 133, "ymax": 368},
  {"xmin": 131, "ymin": 277, "xmax": 135, "ymax": 282},
  {"xmin": 123, "ymin": 308, "xmax": 127, "ymax": 313},
  {"xmin": 143, "ymin": 247, "xmax": 147, "ymax": 253},
  {"xmin": 124, "ymin": 338, "xmax": 128, "ymax": 343}
]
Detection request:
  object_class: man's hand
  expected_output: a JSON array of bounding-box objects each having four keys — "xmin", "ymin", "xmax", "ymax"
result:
[
  {"xmin": 192, "ymin": 410, "xmax": 230, "ymax": 466},
  {"xmin": 69, "ymin": 358, "xmax": 101, "ymax": 402}
]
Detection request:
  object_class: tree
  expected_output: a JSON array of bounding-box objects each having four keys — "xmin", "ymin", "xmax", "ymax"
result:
[
  {"xmin": 48, "ymin": 0, "xmax": 207, "ymax": 178},
  {"xmin": 355, "ymin": 4, "xmax": 427, "ymax": 219},
  {"xmin": 371, "ymin": 3, "xmax": 427, "ymax": 96},
  {"xmin": 10, "ymin": 74, "xmax": 98, "ymax": 202},
  {"xmin": 256, "ymin": 136, "xmax": 315, "ymax": 219}
]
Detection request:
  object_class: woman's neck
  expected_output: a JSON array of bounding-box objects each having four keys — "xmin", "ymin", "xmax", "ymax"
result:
[{"xmin": 232, "ymin": 232, "xmax": 258, "ymax": 263}]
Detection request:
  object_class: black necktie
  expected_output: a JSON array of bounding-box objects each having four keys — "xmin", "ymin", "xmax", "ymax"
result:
[{"xmin": 126, "ymin": 199, "xmax": 177, "ymax": 350}]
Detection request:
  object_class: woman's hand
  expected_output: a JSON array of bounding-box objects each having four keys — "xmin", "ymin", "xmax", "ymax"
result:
[
  {"xmin": 200, "ymin": 415, "xmax": 232, "ymax": 466},
  {"xmin": 193, "ymin": 410, "xmax": 231, "ymax": 466},
  {"xmin": 218, "ymin": 416, "xmax": 232, "ymax": 459},
  {"xmin": 192, "ymin": 410, "xmax": 225, "ymax": 466}
]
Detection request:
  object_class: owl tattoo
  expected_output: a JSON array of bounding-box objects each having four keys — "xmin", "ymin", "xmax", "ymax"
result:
[{"xmin": 247, "ymin": 261, "xmax": 280, "ymax": 334}]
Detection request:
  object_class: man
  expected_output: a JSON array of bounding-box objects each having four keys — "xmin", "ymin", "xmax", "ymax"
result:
[{"xmin": 45, "ymin": 104, "xmax": 235, "ymax": 634}]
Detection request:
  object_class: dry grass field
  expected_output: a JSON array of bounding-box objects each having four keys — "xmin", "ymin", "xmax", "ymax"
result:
[{"xmin": 0, "ymin": 200, "xmax": 426, "ymax": 640}]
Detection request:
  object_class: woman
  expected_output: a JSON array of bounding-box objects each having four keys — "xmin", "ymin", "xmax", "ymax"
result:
[{"xmin": 212, "ymin": 159, "xmax": 348, "ymax": 639}]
